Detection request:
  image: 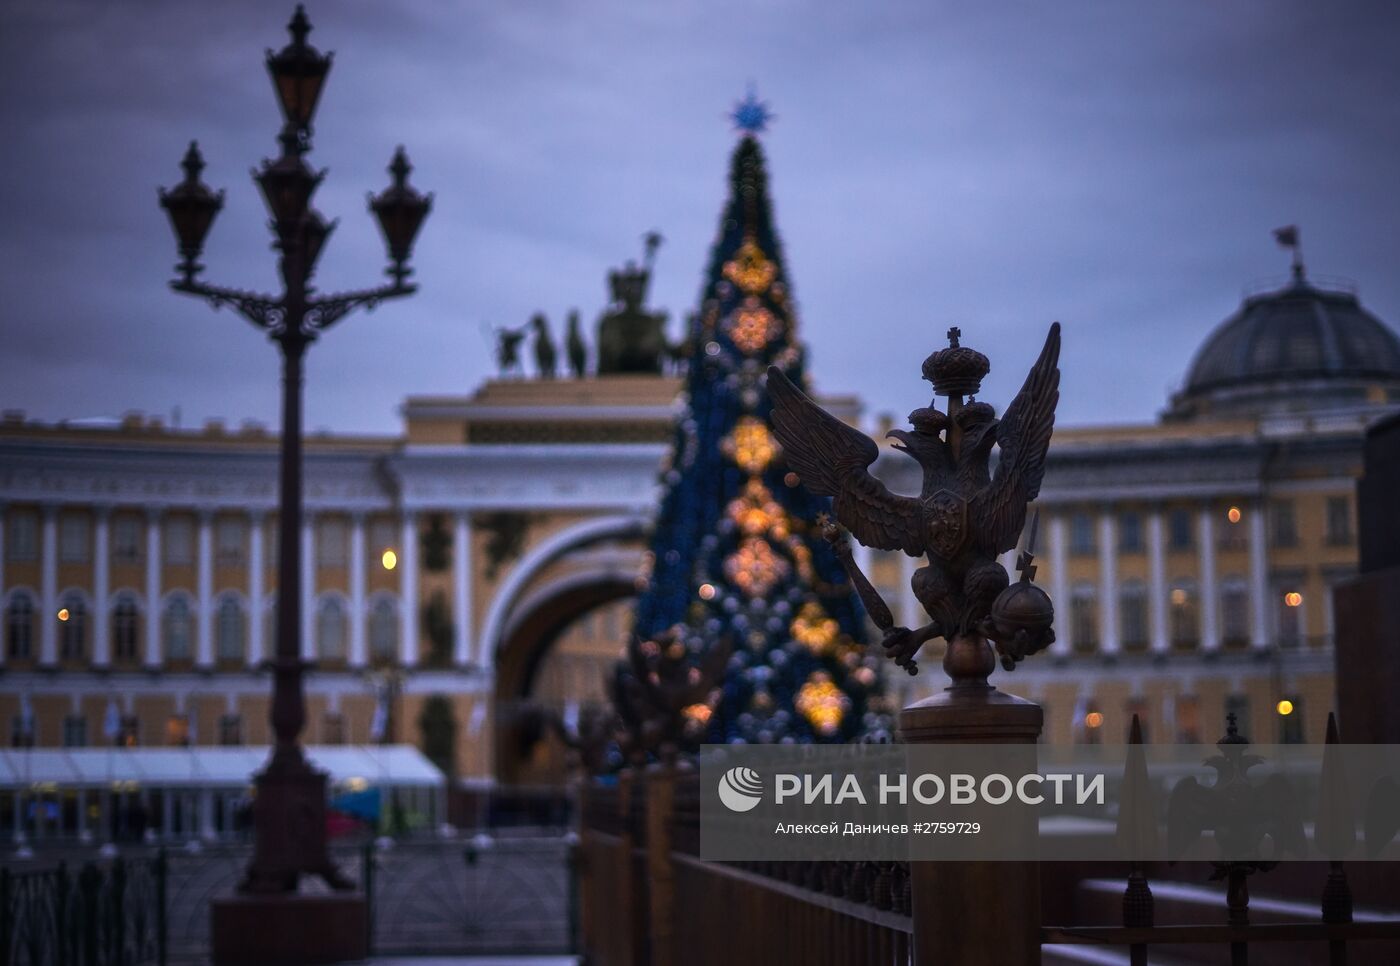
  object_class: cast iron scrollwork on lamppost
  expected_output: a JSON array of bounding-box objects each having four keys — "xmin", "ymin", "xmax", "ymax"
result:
[{"xmin": 158, "ymin": 4, "xmax": 431, "ymax": 894}]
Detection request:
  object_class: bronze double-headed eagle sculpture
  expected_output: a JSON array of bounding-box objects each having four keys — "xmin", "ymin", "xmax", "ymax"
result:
[{"xmin": 768, "ymin": 323, "xmax": 1061, "ymax": 687}]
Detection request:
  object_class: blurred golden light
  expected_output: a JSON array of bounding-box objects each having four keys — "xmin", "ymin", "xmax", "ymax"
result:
[
  {"xmin": 1227, "ymin": 506, "xmax": 1242, "ymax": 524},
  {"xmin": 381, "ymin": 549, "xmax": 397, "ymax": 571},
  {"xmin": 698, "ymin": 583, "xmax": 716, "ymax": 601},
  {"xmin": 57, "ymin": 608, "xmax": 70, "ymax": 622},
  {"xmin": 1284, "ymin": 592, "xmax": 1303, "ymax": 608},
  {"xmin": 1170, "ymin": 588, "xmax": 1187, "ymax": 606},
  {"xmin": 1084, "ymin": 711, "xmax": 1104, "ymax": 729},
  {"xmin": 1276, "ymin": 699, "xmax": 1294, "ymax": 716},
  {"xmin": 796, "ymin": 673, "xmax": 848, "ymax": 736}
]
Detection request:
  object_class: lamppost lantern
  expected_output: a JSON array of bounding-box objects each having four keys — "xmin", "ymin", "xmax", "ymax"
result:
[
  {"xmin": 266, "ymin": 4, "xmax": 332, "ymax": 136},
  {"xmin": 158, "ymin": 141, "xmax": 224, "ymax": 281},
  {"xmin": 161, "ymin": 6, "xmax": 431, "ymax": 905},
  {"xmin": 254, "ymin": 152, "xmax": 326, "ymax": 232},
  {"xmin": 369, "ymin": 146, "xmax": 433, "ymax": 284}
]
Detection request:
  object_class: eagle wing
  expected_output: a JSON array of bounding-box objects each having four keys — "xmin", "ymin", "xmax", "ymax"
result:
[
  {"xmin": 971, "ymin": 323, "xmax": 1061, "ymax": 554},
  {"xmin": 767, "ymin": 366, "xmax": 923, "ymax": 555}
]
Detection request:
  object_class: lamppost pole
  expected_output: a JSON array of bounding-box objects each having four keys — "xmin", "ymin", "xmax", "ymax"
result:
[{"xmin": 159, "ymin": 5, "xmax": 431, "ymax": 895}]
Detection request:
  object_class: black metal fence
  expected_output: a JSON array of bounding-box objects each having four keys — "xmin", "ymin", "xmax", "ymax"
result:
[
  {"xmin": 0, "ymin": 853, "xmax": 165, "ymax": 966},
  {"xmin": 3, "ymin": 832, "xmax": 576, "ymax": 964}
]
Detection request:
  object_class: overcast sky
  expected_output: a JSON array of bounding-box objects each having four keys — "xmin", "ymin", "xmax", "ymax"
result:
[{"xmin": 2, "ymin": 0, "xmax": 1398, "ymax": 435}]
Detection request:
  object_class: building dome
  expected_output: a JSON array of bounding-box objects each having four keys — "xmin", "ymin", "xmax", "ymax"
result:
[{"xmin": 1168, "ymin": 267, "xmax": 1400, "ymax": 420}]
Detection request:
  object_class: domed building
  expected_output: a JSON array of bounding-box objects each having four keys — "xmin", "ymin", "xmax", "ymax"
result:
[{"xmin": 1168, "ymin": 265, "xmax": 1400, "ymax": 421}]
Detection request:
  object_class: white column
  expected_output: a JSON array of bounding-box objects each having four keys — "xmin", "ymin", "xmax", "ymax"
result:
[
  {"xmin": 1097, "ymin": 512, "xmax": 1119, "ymax": 655},
  {"xmin": 39, "ymin": 505, "xmax": 58, "ymax": 667},
  {"xmin": 144, "ymin": 509, "xmax": 163, "ymax": 668},
  {"xmin": 454, "ymin": 512, "xmax": 472, "ymax": 667},
  {"xmin": 1148, "ymin": 509, "xmax": 1169, "ymax": 654},
  {"xmin": 301, "ymin": 515, "xmax": 315, "ymax": 661},
  {"xmin": 196, "ymin": 512, "xmax": 214, "ymax": 668},
  {"xmin": 1198, "ymin": 508, "xmax": 1220, "ymax": 652},
  {"xmin": 400, "ymin": 512, "xmax": 418, "ymax": 667},
  {"xmin": 92, "ymin": 508, "xmax": 111, "ymax": 667},
  {"xmin": 199, "ymin": 788, "xmax": 216, "ymax": 840},
  {"xmin": 899, "ymin": 552, "xmax": 920, "ymax": 629},
  {"xmin": 1048, "ymin": 515, "xmax": 1070, "ymax": 655},
  {"xmin": 247, "ymin": 513, "xmax": 264, "ymax": 668},
  {"xmin": 76, "ymin": 788, "xmax": 88, "ymax": 842},
  {"xmin": 349, "ymin": 514, "xmax": 367, "ymax": 668},
  {"xmin": 1248, "ymin": 501, "xmax": 1270, "ymax": 649}
]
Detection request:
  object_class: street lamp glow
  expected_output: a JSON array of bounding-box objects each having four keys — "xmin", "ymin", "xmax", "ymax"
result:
[
  {"xmin": 1084, "ymin": 711, "xmax": 1104, "ymax": 729},
  {"xmin": 1276, "ymin": 699, "xmax": 1295, "ymax": 716},
  {"xmin": 57, "ymin": 608, "xmax": 70, "ymax": 622},
  {"xmin": 1226, "ymin": 506, "xmax": 1242, "ymax": 524},
  {"xmin": 381, "ymin": 549, "xmax": 397, "ymax": 571},
  {"xmin": 1284, "ymin": 592, "xmax": 1303, "ymax": 608}
]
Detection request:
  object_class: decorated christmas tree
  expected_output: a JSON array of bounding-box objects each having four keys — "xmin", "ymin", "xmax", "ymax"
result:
[{"xmin": 629, "ymin": 95, "xmax": 887, "ymax": 745}]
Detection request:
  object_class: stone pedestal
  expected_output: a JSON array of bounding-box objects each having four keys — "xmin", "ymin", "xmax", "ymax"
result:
[
  {"xmin": 899, "ymin": 634, "xmax": 1044, "ymax": 966},
  {"xmin": 210, "ymin": 893, "xmax": 368, "ymax": 965}
]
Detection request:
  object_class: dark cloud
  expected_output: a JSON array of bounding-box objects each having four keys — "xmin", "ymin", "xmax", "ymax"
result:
[{"xmin": 2, "ymin": 0, "xmax": 1398, "ymax": 433}]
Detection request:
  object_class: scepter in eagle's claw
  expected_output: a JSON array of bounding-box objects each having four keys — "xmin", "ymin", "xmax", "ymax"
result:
[{"xmin": 818, "ymin": 514, "xmax": 919, "ymax": 675}]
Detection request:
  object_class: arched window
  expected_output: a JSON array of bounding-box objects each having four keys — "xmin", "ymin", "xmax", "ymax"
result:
[
  {"xmin": 59, "ymin": 592, "xmax": 87, "ymax": 661},
  {"xmin": 316, "ymin": 598, "xmax": 346, "ymax": 661},
  {"xmin": 369, "ymin": 597, "xmax": 398, "ymax": 663},
  {"xmin": 112, "ymin": 593, "xmax": 140, "ymax": 662},
  {"xmin": 163, "ymin": 596, "xmax": 193, "ymax": 661},
  {"xmin": 5, "ymin": 592, "xmax": 34, "ymax": 660},
  {"xmin": 1118, "ymin": 580, "xmax": 1148, "ymax": 651},
  {"xmin": 1169, "ymin": 580, "xmax": 1199, "ymax": 649},
  {"xmin": 216, "ymin": 596, "xmax": 245, "ymax": 662},
  {"xmin": 1070, "ymin": 583, "xmax": 1097, "ymax": 653}
]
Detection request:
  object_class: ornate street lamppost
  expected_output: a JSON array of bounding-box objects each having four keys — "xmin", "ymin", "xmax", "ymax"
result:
[{"xmin": 159, "ymin": 5, "xmax": 431, "ymax": 897}]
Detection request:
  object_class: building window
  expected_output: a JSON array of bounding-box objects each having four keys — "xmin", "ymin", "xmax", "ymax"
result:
[
  {"xmin": 113, "ymin": 516, "xmax": 142, "ymax": 564},
  {"xmin": 163, "ymin": 595, "xmax": 194, "ymax": 660},
  {"xmin": 5, "ymin": 591, "xmax": 35, "ymax": 660},
  {"xmin": 1276, "ymin": 588, "xmax": 1303, "ymax": 648},
  {"xmin": 1279, "ymin": 695, "xmax": 1304, "ymax": 744},
  {"xmin": 1118, "ymin": 512, "xmax": 1143, "ymax": 553},
  {"xmin": 1218, "ymin": 506, "xmax": 1248, "ymax": 551},
  {"xmin": 6, "ymin": 510, "xmax": 38, "ymax": 562},
  {"xmin": 1069, "ymin": 513, "xmax": 1095, "ymax": 556},
  {"xmin": 1270, "ymin": 500, "xmax": 1298, "ymax": 549},
  {"xmin": 219, "ymin": 714, "xmax": 242, "ymax": 746},
  {"xmin": 316, "ymin": 597, "xmax": 347, "ymax": 661},
  {"xmin": 216, "ymin": 518, "xmax": 247, "ymax": 567},
  {"xmin": 1221, "ymin": 578, "xmax": 1249, "ymax": 647},
  {"xmin": 317, "ymin": 519, "xmax": 348, "ymax": 569},
  {"xmin": 59, "ymin": 592, "xmax": 87, "ymax": 660},
  {"xmin": 59, "ymin": 513, "xmax": 90, "ymax": 563},
  {"xmin": 322, "ymin": 713, "xmax": 346, "ymax": 745},
  {"xmin": 370, "ymin": 520, "xmax": 396, "ymax": 566},
  {"xmin": 11, "ymin": 716, "xmax": 35, "ymax": 747},
  {"xmin": 1225, "ymin": 694, "xmax": 1251, "ymax": 739},
  {"xmin": 1175, "ymin": 694, "xmax": 1202, "ymax": 743},
  {"xmin": 369, "ymin": 597, "xmax": 398, "ymax": 663},
  {"xmin": 216, "ymin": 595, "xmax": 245, "ymax": 662},
  {"xmin": 165, "ymin": 517, "xmax": 194, "ymax": 566},
  {"xmin": 1070, "ymin": 583, "xmax": 1097, "ymax": 652},
  {"xmin": 1168, "ymin": 508, "xmax": 1194, "ymax": 551},
  {"xmin": 1169, "ymin": 581, "xmax": 1198, "ymax": 649},
  {"xmin": 118, "ymin": 715, "xmax": 140, "ymax": 748},
  {"xmin": 63, "ymin": 715, "xmax": 87, "ymax": 748},
  {"xmin": 112, "ymin": 593, "xmax": 140, "ymax": 661},
  {"xmin": 1119, "ymin": 581, "xmax": 1148, "ymax": 651},
  {"xmin": 1325, "ymin": 497, "xmax": 1352, "ymax": 546},
  {"xmin": 166, "ymin": 714, "xmax": 191, "ymax": 747}
]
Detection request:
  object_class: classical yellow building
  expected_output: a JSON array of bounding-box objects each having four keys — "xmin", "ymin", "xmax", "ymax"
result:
[{"xmin": 2, "ymin": 260, "xmax": 1398, "ymax": 795}]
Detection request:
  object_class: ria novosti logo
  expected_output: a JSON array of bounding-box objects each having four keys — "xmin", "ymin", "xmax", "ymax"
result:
[{"xmin": 717, "ymin": 766, "xmax": 764, "ymax": 812}]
